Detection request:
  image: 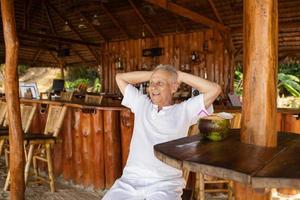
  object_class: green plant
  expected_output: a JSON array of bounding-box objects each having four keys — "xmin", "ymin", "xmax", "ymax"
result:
[
  {"xmin": 234, "ymin": 70, "xmax": 243, "ymax": 96},
  {"xmin": 277, "ymin": 73, "xmax": 300, "ymax": 97},
  {"xmin": 66, "ymin": 66, "xmax": 98, "ymax": 82},
  {"xmin": 65, "ymin": 78, "xmax": 89, "ymax": 90},
  {"xmin": 18, "ymin": 64, "xmax": 29, "ymax": 76},
  {"xmin": 65, "ymin": 66, "xmax": 101, "ymax": 91},
  {"xmin": 234, "ymin": 70, "xmax": 300, "ymax": 97},
  {"xmin": 279, "ymin": 63, "xmax": 300, "ymax": 78},
  {"xmin": 92, "ymin": 78, "xmax": 101, "ymax": 93}
]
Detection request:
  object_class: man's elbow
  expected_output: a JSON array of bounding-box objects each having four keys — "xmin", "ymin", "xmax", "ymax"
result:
[
  {"xmin": 215, "ymin": 84, "xmax": 222, "ymax": 97},
  {"xmin": 115, "ymin": 73, "xmax": 121, "ymax": 82}
]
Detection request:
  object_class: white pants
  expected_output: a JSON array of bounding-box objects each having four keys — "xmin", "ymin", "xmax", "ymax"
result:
[{"xmin": 102, "ymin": 176, "xmax": 184, "ymax": 200}]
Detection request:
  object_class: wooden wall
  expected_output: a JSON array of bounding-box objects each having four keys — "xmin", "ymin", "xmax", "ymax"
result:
[{"xmin": 100, "ymin": 30, "xmax": 234, "ymax": 95}]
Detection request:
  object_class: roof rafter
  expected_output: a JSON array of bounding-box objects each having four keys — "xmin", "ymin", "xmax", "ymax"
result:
[
  {"xmin": 79, "ymin": 12, "xmax": 107, "ymax": 41},
  {"xmin": 128, "ymin": 0, "xmax": 156, "ymax": 37},
  {"xmin": 44, "ymin": 2, "xmax": 55, "ymax": 34},
  {"xmin": 100, "ymin": 2, "xmax": 130, "ymax": 38},
  {"xmin": 23, "ymin": 0, "xmax": 31, "ymax": 31},
  {"xmin": 146, "ymin": 0, "xmax": 229, "ymax": 32},
  {"xmin": 207, "ymin": 0, "xmax": 223, "ymax": 23},
  {"xmin": 47, "ymin": 1, "xmax": 101, "ymax": 65},
  {"xmin": 20, "ymin": 32, "xmax": 100, "ymax": 47},
  {"xmin": 31, "ymin": 49, "xmax": 42, "ymax": 67},
  {"xmin": 173, "ymin": 14, "xmax": 186, "ymax": 32}
]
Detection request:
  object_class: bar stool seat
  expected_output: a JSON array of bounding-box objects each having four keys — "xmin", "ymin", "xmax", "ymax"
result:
[
  {"xmin": 0, "ymin": 126, "xmax": 8, "ymax": 131},
  {"xmin": 24, "ymin": 133, "xmax": 56, "ymax": 142}
]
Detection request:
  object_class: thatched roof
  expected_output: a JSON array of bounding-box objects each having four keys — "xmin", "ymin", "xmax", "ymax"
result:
[{"xmin": 0, "ymin": 0, "xmax": 299, "ymax": 67}]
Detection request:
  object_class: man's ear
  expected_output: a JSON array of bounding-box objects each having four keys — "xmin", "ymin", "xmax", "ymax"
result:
[{"xmin": 171, "ymin": 82, "xmax": 179, "ymax": 93}]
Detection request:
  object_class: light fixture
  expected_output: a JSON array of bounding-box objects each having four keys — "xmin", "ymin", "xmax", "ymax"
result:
[
  {"xmin": 78, "ymin": 18, "xmax": 87, "ymax": 29},
  {"xmin": 62, "ymin": 21, "xmax": 71, "ymax": 32},
  {"xmin": 142, "ymin": 24, "xmax": 146, "ymax": 38},
  {"xmin": 191, "ymin": 51, "xmax": 197, "ymax": 62},
  {"xmin": 115, "ymin": 57, "xmax": 124, "ymax": 70},
  {"xmin": 92, "ymin": 14, "xmax": 101, "ymax": 26}
]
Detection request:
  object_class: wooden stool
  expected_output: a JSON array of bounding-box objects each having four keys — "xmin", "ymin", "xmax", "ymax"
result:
[
  {"xmin": 0, "ymin": 103, "xmax": 37, "ymax": 159},
  {"xmin": 2, "ymin": 104, "xmax": 37, "ymax": 189},
  {"xmin": 0, "ymin": 101, "xmax": 8, "ymax": 157},
  {"xmin": 84, "ymin": 94, "xmax": 103, "ymax": 105},
  {"xmin": 25, "ymin": 105, "xmax": 67, "ymax": 192}
]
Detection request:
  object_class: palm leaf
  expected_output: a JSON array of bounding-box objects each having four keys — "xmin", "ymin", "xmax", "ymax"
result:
[{"xmin": 283, "ymin": 82, "xmax": 300, "ymax": 97}]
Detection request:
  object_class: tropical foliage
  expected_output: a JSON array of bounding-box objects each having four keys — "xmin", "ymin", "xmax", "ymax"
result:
[
  {"xmin": 234, "ymin": 68, "xmax": 300, "ymax": 97},
  {"xmin": 65, "ymin": 66, "xmax": 101, "ymax": 93},
  {"xmin": 277, "ymin": 73, "xmax": 300, "ymax": 97}
]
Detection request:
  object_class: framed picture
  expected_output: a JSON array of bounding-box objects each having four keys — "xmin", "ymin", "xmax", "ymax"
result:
[{"xmin": 19, "ymin": 82, "xmax": 40, "ymax": 99}]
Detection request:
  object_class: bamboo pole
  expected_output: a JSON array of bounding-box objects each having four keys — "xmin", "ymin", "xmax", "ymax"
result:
[
  {"xmin": 236, "ymin": 0, "xmax": 278, "ymax": 199},
  {"xmin": 1, "ymin": 0, "xmax": 25, "ymax": 199}
]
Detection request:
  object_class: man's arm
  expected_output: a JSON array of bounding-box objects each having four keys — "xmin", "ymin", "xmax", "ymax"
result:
[
  {"xmin": 177, "ymin": 71, "xmax": 221, "ymax": 108},
  {"xmin": 116, "ymin": 71, "xmax": 152, "ymax": 95}
]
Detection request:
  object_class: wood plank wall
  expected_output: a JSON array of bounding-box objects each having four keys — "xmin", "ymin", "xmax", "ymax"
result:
[{"xmin": 100, "ymin": 30, "xmax": 234, "ymax": 96}]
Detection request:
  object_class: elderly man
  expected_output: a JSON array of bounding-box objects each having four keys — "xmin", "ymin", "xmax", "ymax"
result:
[{"xmin": 103, "ymin": 64, "xmax": 221, "ymax": 200}]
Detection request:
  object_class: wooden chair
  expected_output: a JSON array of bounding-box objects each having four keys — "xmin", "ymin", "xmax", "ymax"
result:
[
  {"xmin": 196, "ymin": 113, "xmax": 242, "ymax": 200},
  {"xmin": 84, "ymin": 94, "xmax": 103, "ymax": 105},
  {"xmin": 4, "ymin": 105, "xmax": 67, "ymax": 192},
  {"xmin": 230, "ymin": 112, "xmax": 242, "ymax": 129},
  {"xmin": 183, "ymin": 113, "xmax": 242, "ymax": 200},
  {"xmin": 60, "ymin": 91, "xmax": 73, "ymax": 101}
]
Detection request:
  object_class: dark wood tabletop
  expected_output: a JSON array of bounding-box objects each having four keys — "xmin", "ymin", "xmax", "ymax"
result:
[{"xmin": 154, "ymin": 129, "xmax": 300, "ymax": 189}]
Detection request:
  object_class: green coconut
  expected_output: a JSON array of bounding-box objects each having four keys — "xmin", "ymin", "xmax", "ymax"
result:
[{"xmin": 198, "ymin": 115, "xmax": 230, "ymax": 141}]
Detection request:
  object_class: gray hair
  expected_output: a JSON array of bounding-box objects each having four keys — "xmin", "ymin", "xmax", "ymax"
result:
[{"xmin": 153, "ymin": 64, "xmax": 178, "ymax": 83}]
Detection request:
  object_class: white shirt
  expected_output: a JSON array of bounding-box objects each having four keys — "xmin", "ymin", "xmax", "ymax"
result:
[{"xmin": 121, "ymin": 84, "xmax": 213, "ymax": 181}]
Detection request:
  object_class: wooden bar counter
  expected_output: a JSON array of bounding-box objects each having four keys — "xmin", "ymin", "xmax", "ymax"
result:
[
  {"xmin": 15, "ymin": 99, "xmax": 299, "ymax": 189},
  {"xmin": 19, "ymin": 98, "xmax": 133, "ymax": 189}
]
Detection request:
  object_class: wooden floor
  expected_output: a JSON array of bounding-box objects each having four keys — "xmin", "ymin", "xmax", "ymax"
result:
[{"xmin": 0, "ymin": 158, "xmax": 105, "ymax": 200}]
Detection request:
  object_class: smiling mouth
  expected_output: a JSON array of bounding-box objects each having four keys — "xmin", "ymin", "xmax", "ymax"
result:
[{"xmin": 151, "ymin": 91, "xmax": 160, "ymax": 96}]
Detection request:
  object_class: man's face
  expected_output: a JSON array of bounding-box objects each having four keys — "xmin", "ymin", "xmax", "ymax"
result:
[{"xmin": 148, "ymin": 70, "xmax": 177, "ymax": 107}]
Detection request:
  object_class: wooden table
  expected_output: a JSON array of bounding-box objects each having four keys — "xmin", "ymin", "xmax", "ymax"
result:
[{"xmin": 154, "ymin": 129, "xmax": 300, "ymax": 189}]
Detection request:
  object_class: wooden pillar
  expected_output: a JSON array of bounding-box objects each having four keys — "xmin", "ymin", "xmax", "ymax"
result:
[
  {"xmin": 1, "ymin": 0, "xmax": 25, "ymax": 199},
  {"xmin": 237, "ymin": 0, "xmax": 278, "ymax": 199}
]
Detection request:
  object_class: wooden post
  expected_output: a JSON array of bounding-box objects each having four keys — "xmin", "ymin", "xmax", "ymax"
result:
[
  {"xmin": 1, "ymin": 0, "xmax": 25, "ymax": 199},
  {"xmin": 237, "ymin": 0, "xmax": 278, "ymax": 199}
]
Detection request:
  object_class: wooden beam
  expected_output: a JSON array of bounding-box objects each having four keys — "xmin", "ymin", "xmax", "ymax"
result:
[
  {"xmin": 232, "ymin": 21, "xmax": 300, "ymax": 34},
  {"xmin": 44, "ymin": 2, "xmax": 55, "ymax": 34},
  {"xmin": 174, "ymin": 14, "xmax": 186, "ymax": 32},
  {"xmin": 72, "ymin": 48, "xmax": 90, "ymax": 65},
  {"xmin": 19, "ymin": 31, "xmax": 101, "ymax": 47},
  {"xmin": 79, "ymin": 12, "xmax": 106, "ymax": 41},
  {"xmin": 207, "ymin": 0, "xmax": 223, "ymax": 23},
  {"xmin": 31, "ymin": 49, "xmax": 42, "ymax": 67},
  {"xmin": 100, "ymin": 2, "xmax": 130, "ymax": 38},
  {"xmin": 47, "ymin": 2, "xmax": 102, "ymax": 65},
  {"xmin": 1, "ymin": 0, "xmax": 25, "ymax": 199},
  {"xmin": 128, "ymin": 0, "xmax": 156, "ymax": 37},
  {"xmin": 23, "ymin": 0, "xmax": 30, "ymax": 31},
  {"xmin": 146, "ymin": 0, "xmax": 229, "ymax": 32}
]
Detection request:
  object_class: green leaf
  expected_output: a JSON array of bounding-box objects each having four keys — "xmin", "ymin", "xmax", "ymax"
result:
[{"xmin": 283, "ymin": 82, "xmax": 300, "ymax": 97}]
